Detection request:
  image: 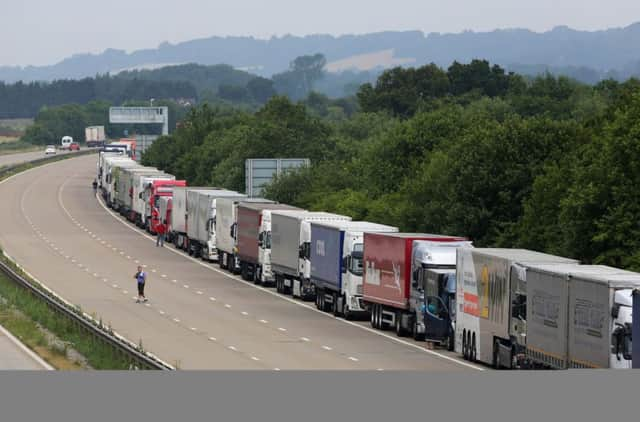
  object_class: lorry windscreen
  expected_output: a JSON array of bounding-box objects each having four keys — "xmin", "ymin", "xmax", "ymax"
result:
[{"xmin": 350, "ymin": 248, "xmax": 363, "ymax": 276}]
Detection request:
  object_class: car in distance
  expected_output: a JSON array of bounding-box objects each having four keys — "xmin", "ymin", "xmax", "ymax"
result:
[
  {"xmin": 45, "ymin": 145, "xmax": 57, "ymax": 155},
  {"xmin": 70, "ymin": 142, "xmax": 80, "ymax": 151}
]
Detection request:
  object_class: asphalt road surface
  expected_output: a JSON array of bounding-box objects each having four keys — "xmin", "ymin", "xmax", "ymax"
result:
[
  {"xmin": 0, "ymin": 155, "xmax": 484, "ymax": 371},
  {"xmin": 0, "ymin": 323, "xmax": 53, "ymax": 370},
  {"xmin": 0, "ymin": 149, "xmax": 74, "ymax": 168}
]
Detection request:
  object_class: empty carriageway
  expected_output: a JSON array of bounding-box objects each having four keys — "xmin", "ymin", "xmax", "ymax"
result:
[{"xmin": 0, "ymin": 154, "xmax": 482, "ymax": 371}]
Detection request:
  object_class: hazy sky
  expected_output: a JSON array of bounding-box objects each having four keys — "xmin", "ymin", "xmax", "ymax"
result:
[{"xmin": 2, "ymin": 0, "xmax": 639, "ymax": 66}]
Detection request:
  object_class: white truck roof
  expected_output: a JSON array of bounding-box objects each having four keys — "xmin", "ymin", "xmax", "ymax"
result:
[
  {"xmin": 311, "ymin": 220, "xmax": 398, "ymax": 233},
  {"xmin": 523, "ymin": 263, "xmax": 640, "ymax": 289}
]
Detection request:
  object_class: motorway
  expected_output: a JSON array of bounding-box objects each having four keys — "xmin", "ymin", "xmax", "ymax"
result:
[
  {"xmin": 0, "ymin": 154, "xmax": 483, "ymax": 370},
  {"xmin": 0, "ymin": 323, "xmax": 53, "ymax": 370},
  {"xmin": 0, "ymin": 149, "xmax": 73, "ymax": 168}
]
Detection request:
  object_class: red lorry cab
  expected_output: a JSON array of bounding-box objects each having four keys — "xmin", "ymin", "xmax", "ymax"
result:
[{"xmin": 146, "ymin": 180, "xmax": 186, "ymax": 233}]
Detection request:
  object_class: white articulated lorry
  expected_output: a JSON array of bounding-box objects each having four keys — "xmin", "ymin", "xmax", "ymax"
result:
[
  {"xmin": 115, "ymin": 166, "xmax": 161, "ymax": 215},
  {"xmin": 102, "ymin": 157, "xmax": 137, "ymax": 207},
  {"xmin": 516, "ymin": 263, "xmax": 640, "ymax": 369},
  {"xmin": 271, "ymin": 211, "xmax": 352, "ymax": 299},
  {"xmin": 455, "ymin": 248, "xmax": 578, "ymax": 367},
  {"xmin": 311, "ymin": 221, "xmax": 399, "ymax": 317},
  {"xmin": 216, "ymin": 197, "xmax": 275, "ymax": 274},
  {"xmin": 186, "ymin": 189, "xmax": 246, "ymax": 261}
]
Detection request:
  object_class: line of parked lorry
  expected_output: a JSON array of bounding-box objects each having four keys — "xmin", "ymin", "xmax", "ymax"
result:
[{"xmin": 97, "ymin": 146, "xmax": 637, "ymax": 369}]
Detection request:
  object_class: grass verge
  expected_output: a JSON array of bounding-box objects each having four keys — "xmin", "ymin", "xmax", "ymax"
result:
[
  {"xmin": 0, "ymin": 271, "xmax": 132, "ymax": 370},
  {"xmin": 0, "ymin": 140, "xmax": 38, "ymax": 155}
]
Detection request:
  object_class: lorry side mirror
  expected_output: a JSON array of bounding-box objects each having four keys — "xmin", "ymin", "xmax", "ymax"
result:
[
  {"xmin": 138, "ymin": 193, "xmax": 142, "ymax": 199},
  {"xmin": 611, "ymin": 304, "xmax": 620, "ymax": 319},
  {"xmin": 299, "ymin": 246, "xmax": 304, "ymax": 259}
]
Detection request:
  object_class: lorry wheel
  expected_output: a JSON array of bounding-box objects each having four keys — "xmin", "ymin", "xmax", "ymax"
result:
[
  {"xmin": 492, "ymin": 339, "xmax": 500, "ymax": 369},
  {"xmin": 462, "ymin": 331, "xmax": 468, "ymax": 360},
  {"xmin": 395, "ymin": 312, "xmax": 406, "ymax": 337},
  {"xmin": 448, "ymin": 332, "xmax": 455, "ymax": 352},
  {"xmin": 372, "ymin": 304, "xmax": 378, "ymax": 329},
  {"xmin": 470, "ymin": 334, "xmax": 477, "ymax": 362},
  {"xmin": 375, "ymin": 305, "xmax": 382, "ymax": 330},
  {"xmin": 370, "ymin": 305, "xmax": 376, "ymax": 328},
  {"xmin": 343, "ymin": 296, "xmax": 352, "ymax": 320},
  {"xmin": 412, "ymin": 321, "xmax": 425, "ymax": 341},
  {"xmin": 332, "ymin": 293, "xmax": 340, "ymax": 316}
]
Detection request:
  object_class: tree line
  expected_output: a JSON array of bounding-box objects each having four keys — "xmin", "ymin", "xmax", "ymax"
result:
[
  {"xmin": 141, "ymin": 61, "xmax": 640, "ymax": 271},
  {"xmin": 0, "ymin": 75, "xmax": 196, "ymax": 119}
]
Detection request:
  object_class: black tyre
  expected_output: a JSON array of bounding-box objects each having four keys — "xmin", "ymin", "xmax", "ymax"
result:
[
  {"xmin": 332, "ymin": 293, "xmax": 340, "ymax": 316},
  {"xmin": 412, "ymin": 320, "xmax": 425, "ymax": 341},
  {"xmin": 492, "ymin": 339, "xmax": 500, "ymax": 369},
  {"xmin": 370, "ymin": 304, "xmax": 376, "ymax": 328},
  {"xmin": 395, "ymin": 312, "xmax": 404, "ymax": 337},
  {"xmin": 343, "ymin": 296, "xmax": 352, "ymax": 320},
  {"xmin": 470, "ymin": 333, "xmax": 477, "ymax": 362},
  {"xmin": 448, "ymin": 331, "xmax": 455, "ymax": 352},
  {"xmin": 462, "ymin": 330, "xmax": 468, "ymax": 360}
]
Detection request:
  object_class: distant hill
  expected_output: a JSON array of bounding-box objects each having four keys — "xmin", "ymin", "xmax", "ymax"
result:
[{"xmin": 2, "ymin": 23, "xmax": 640, "ymax": 84}]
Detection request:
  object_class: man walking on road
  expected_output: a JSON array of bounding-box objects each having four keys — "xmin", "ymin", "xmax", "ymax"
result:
[
  {"xmin": 156, "ymin": 220, "xmax": 166, "ymax": 247},
  {"xmin": 134, "ymin": 266, "xmax": 148, "ymax": 303}
]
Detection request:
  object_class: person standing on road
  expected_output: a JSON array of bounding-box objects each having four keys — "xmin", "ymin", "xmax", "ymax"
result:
[
  {"xmin": 134, "ymin": 265, "xmax": 148, "ymax": 303},
  {"xmin": 156, "ymin": 220, "xmax": 166, "ymax": 247}
]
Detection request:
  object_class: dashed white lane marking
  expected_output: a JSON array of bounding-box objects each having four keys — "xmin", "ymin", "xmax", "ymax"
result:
[
  {"xmin": 241, "ymin": 311, "xmax": 248, "ymax": 316},
  {"xmin": 377, "ymin": 368, "xmax": 384, "ymax": 371},
  {"xmin": 274, "ymin": 368, "xmax": 281, "ymax": 371},
  {"xmin": 278, "ymin": 327, "xmax": 287, "ymax": 332},
  {"xmin": 209, "ymin": 337, "xmax": 217, "ymax": 342},
  {"xmin": 251, "ymin": 356, "xmax": 260, "ymax": 361},
  {"xmin": 209, "ymin": 297, "xmax": 216, "ymax": 301},
  {"xmin": 300, "ymin": 337, "xmax": 310, "ymax": 342},
  {"xmin": 95, "ymin": 191, "xmax": 484, "ymax": 371},
  {"xmin": 161, "ymin": 274, "xmax": 167, "ymax": 278},
  {"xmin": 190, "ymin": 327, "xmax": 197, "ymax": 332},
  {"xmin": 183, "ymin": 285, "xmax": 189, "ymax": 289},
  {"xmin": 122, "ymin": 290, "xmax": 129, "ymax": 294},
  {"xmin": 112, "ymin": 284, "xmax": 118, "ymax": 288},
  {"xmin": 93, "ymin": 273, "xmax": 99, "ymax": 277},
  {"xmin": 224, "ymin": 304, "xmax": 232, "ymax": 309},
  {"xmin": 348, "ymin": 357, "xmax": 359, "ymax": 362},
  {"xmin": 102, "ymin": 278, "xmax": 108, "ymax": 282},
  {"xmin": 322, "ymin": 346, "xmax": 333, "ymax": 351},
  {"xmin": 228, "ymin": 346, "xmax": 238, "ymax": 352},
  {"xmin": 259, "ymin": 319, "xmax": 268, "ymax": 324},
  {"xmin": 173, "ymin": 318, "xmax": 180, "ymax": 323},
  {"xmin": 159, "ymin": 310, "xmax": 165, "ymax": 315},
  {"xmin": 196, "ymin": 291, "xmax": 203, "ymax": 295},
  {"xmin": 145, "ymin": 303, "xmax": 151, "ymax": 307},
  {"xmin": 151, "ymin": 269, "xmax": 157, "ymax": 273}
]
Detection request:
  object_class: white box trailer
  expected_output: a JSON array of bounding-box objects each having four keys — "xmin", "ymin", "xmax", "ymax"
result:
[
  {"xmin": 455, "ymin": 248, "xmax": 578, "ymax": 367},
  {"xmin": 215, "ymin": 197, "xmax": 274, "ymax": 274},
  {"xmin": 102, "ymin": 157, "xmax": 137, "ymax": 206},
  {"xmin": 522, "ymin": 263, "xmax": 640, "ymax": 369},
  {"xmin": 271, "ymin": 211, "xmax": 351, "ymax": 298},
  {"xmin": 170, "ymin": 187, "xmax": 209, "ymax": 250},
  {"xmin": 85, "ymin": 126, "xmax": 106, "ymax": 147},
  {"xmin": 186, "ymin": 189, "xmax": 246, "ymax": 260},
  {"xmin": 116, "ymin": 166, "xmax": 160, "ymax": 214}
]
